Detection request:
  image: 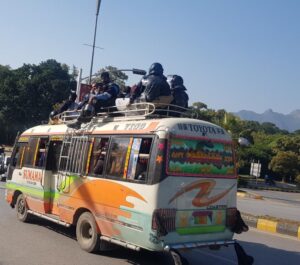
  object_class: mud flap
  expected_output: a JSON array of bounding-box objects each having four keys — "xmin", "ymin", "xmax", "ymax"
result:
[
  {"xmin": 232, "ymin": 210, "xmax": 249, "ymax": 234},
  {"xmin": 234, "ymin": 242, "xmax": 254, "ymax": 265}
]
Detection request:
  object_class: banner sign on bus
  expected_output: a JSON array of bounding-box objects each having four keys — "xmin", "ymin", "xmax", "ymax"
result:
[{"xmin": 167, "ymin": 137, "xmax": 235, "ymax": 177}]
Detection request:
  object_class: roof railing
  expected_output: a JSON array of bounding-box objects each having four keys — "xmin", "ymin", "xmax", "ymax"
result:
[{"xmin": 56, "ymin": 102, "xmax": 197, "ymax": 125}]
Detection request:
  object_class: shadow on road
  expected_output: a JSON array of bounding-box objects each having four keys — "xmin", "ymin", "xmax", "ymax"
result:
[
  {"xmin": 27, "ymin": 217, "xmax": 300, "ymax": 265},
  {"xmin": 30, "ymin": 217, "xmax": 178, "ymax": 265}
]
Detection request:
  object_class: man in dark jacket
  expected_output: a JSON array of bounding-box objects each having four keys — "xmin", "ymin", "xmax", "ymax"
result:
[
  {"xmin": 92, "ymin": 71, "xmax": 119, "ymax": 110},
  {"xmin": 131, "ymin": 62, "xmax": 171, "ymax": 103},
  {"xmin": 169, "ymin": 75, "xmax": 189, "ymax": 116},
  {"xmin": 49, "ymin": 90, "xmax": 78, "ymax": 119},
  {"xmin": 68, "ymin": 72, "xmax": 119, "ymax": 129}
]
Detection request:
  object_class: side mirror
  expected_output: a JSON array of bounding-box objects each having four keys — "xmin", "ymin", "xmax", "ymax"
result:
[{"xmin": 238, "ymin": 137, "xmax": 250, "ymax": 147}]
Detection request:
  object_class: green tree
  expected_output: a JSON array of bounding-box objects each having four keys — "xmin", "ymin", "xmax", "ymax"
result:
[
  {"xmin": 260, "ymin": 122, "xmax": 285, "ymax": 135},
  {"xmin": 269, "ymin": 151, "xmax": 300, "ymax": 182},
  {"xmin": 273, "ymin": 135, "xmax": 300, "ymax": 153},
  {"xmin": 0, "ymin": 60, "xmax": 75, "ymax": 144}
]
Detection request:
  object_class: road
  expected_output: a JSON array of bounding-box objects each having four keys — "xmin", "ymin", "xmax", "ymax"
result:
[
  {"xmin": 1, "ymin": 184, "xmax": 300, "ymax": 265},
  {"xmin": 238, "ymin": 189, "xmax": 300, "ymax": 222},
  {"xmin": 241, "ymin": 188, "xmax": 300, "ymax": 204}
]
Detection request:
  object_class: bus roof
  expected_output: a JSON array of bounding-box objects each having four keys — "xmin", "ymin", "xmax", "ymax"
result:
[{"xmin": 20, "ymin": 117, "xmax": 232, "ymax": 141}]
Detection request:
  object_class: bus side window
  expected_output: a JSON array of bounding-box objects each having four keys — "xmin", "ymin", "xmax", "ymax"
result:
[
  {"xmin": 35, "ymin": 138, "xmax": 48, "ymax": 168},
  {"xmin": 11, "ymin": 143, "xmax": 26, "ymax": 168},
  {"xmin": 23, "ymin": 138, "xmax": 39, "ymax": 167},
  {"xmin": 88, "ymin": 137, "xmax": 109, "ymax": 176},
  {"xmin": 46, "ymin": 141, "xmax": 62, "ymax": 172},
  {"xmin": 127, "ymin": 137, "xmax": 152, "ymax": 182},
  {"xmin": 107, "ymin": 137, "xmax": 131, "ymax": 179}
]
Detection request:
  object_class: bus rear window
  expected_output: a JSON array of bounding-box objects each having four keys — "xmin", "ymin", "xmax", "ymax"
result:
[{"xmin": 167, "ymin": 136, "xmax": 235, "ymax": 178}]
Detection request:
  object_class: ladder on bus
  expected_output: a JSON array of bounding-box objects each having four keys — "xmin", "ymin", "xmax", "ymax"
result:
[{"xmin": 57, "ymin": 127, "xmax": 90, "ymax": 192}]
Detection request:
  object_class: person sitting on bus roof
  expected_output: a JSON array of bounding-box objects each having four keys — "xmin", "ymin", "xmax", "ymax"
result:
[
  {"xmin": 92, "ymin": 72, "xmax": 120, "ymax": 110},
  {"xmin": 130, "ymin": 62, "xmax": 172, "ymax": 104},
  {"xmin": 49, "ymin": 90, "xmax": 78, "ymax": 121},
  {"xmin": 168, "ymin": 75, "xmax": 189, "ymax": 116},
  {"xmin": 68, "ymin": 72, "xmax": 119, "ymax": 129},
  {"xmin": 76, "ymin": 82, "xmax": 100, "ymax": 110}
]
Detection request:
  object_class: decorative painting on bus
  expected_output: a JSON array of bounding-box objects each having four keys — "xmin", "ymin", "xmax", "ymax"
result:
[{"xmin": 167, "ymin": 136, "xmax": 235, "ymax": 178}]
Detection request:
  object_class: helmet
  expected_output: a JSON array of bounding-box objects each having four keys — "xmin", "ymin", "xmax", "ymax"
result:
[
  {"xmin": 100, "ymin": 71, "xmax": 110, "ymax": 84},
  {"xmin": 149, "ymin": 62, "xmax": 164, "ymax": 75},
  {"xmin": 101, "ymin": 71, "xmax": 110, "ymax": 79},
  {"xmin": 170, "ymin": 75, "xmax": 184, "ymax": 87}
]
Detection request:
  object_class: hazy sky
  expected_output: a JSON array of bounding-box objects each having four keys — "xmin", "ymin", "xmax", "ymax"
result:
[{"xmin": 1, "ymin": 0, "xmax": 299, "ymax": 114}]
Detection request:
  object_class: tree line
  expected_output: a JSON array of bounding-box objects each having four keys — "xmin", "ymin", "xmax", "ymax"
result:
[
  {"xmin": 0, "ymin": 60, "xmax": 299, "ymax": 184},
  {"xmin": 0, "ymin": 60, "xmax": 77, "ymax": 143},
  {"xmin": 191, "ymin": 104, "xmax": 300, "ymax": 185}
]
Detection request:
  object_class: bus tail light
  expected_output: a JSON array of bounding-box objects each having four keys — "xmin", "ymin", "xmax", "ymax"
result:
[
  {"xmin": 152, "ymin": 208, "xmax": 176, "ymax": 236},
  {"xmin": 226, "ymin": 207, "xmax": 237, "ymax": 229}
]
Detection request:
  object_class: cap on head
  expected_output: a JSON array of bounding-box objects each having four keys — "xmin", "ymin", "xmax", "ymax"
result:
[{"xmin": 149, "ymin": 62, "xmax": 164, "ymax": 75}]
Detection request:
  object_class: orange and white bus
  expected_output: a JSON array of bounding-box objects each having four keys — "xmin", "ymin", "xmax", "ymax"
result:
[{"xmin": 6, "ymin": 106, "xmax": 241, "ymax": 265}]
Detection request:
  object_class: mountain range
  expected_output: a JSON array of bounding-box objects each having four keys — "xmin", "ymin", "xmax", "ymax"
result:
[{"xmin": 233, "ymin": 109, "xmax": 300, "ymax": 132}]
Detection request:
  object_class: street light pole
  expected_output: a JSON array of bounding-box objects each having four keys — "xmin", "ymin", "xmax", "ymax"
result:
[{"xmin": 89, "ymin": 0, "xmax": 102, "ymax": 85}]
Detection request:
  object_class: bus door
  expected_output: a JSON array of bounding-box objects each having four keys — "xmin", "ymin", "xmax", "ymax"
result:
[
  {"xmin": 48, "ymin": 135, "xmax": 90, "ymax": 215},
  {"xmin": 5, "ymin": 138, "xmax": 28, "ymax": 204},
  {"xmin": 45, "ymin": 139, "xmax": 63, "ymax": 215},
  {"xmin": 11, "ymin": 136, "xmax": 50, "ymax": 214},
  {"xmin": 33, "ymin": 137, "xmax": 50, "ymax": 213}
]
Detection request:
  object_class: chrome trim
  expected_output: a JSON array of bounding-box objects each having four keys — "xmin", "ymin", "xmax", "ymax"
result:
[
  {"xmin": 27, "ymin": 210, "xmax": 71, "ymax": 227},
  {"xmin": 100, "ymin": 235, "xmax": 141, "ymax": 251},
  {"xmin": 164, "ymin": 239, "xmax": 236, "ymax": 251}
]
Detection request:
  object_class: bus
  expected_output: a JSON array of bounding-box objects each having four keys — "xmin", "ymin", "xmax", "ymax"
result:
[{"xmin": 5, "ymin": 105, "xmax": 242, "ymax": 265}]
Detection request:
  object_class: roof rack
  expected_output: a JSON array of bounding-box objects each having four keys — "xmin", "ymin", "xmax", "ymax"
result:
[{"xmin": 56, "ymin": 102, "xmax": 197, "ymax": 125}]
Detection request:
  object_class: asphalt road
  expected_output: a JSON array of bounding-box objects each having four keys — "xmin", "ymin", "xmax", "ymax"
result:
[
  {"xmin": 238, "ymin": 190, "xmax": 300, "ymax": 222},
  {"xmin": 241, "ymin": 188, "xmax": 300, "ymax": 204},
  {"xmin": 1, "ymin": 183, "xmax": 300, "ymax": 265}
]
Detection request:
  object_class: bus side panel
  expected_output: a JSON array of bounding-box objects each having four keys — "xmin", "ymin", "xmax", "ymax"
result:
[
  {"xmin": 6, "ymin": 167, "xmax": 50, "ymax": 214},
  {"xmin": 56, "ymin": 178, "xmax": 162, "ymax": 250}
]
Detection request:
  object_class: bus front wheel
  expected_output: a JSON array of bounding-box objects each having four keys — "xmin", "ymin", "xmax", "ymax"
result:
[
  {"xmin": 16, "ymin": 194, "xmax": 31, "ymax": 222},
  {"xmin": 76, "ymin": 212, "xmax": 100, "ymax": 253}
]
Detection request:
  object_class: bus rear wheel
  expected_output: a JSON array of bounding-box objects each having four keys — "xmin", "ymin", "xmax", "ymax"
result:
[
  {"xmin": 16, "ymin": 194, "xmax": 31, "ymax": 222},
  {"xmin": 168, "ymin": 250, "xmax": 189, "ymax": 265},
  {"xmin": 76, "ymin": 212, "xmax": 100, "ymax": 253}
]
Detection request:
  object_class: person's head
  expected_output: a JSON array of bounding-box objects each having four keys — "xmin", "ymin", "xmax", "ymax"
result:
[
  {"xmin": 69, "ymin": 90, "xmax": 77, "ymax": 101},
  {"xmin": 123, "ymin": 86, "xmax": 131, "ymax": 94},
  {"xmin": 91, "ymin": 82, "xmax": 97, "ymax": 93},
  {"xmin": 101, "ymin": 71, "xmax": 110, "ymax": 84},
  {"xmin": 170, "ymin": 75, "xmax": 184, "ymax": 88},
  {"xmin": 148, "ymin": 62, "xmax": 164, "ymax": 76}
]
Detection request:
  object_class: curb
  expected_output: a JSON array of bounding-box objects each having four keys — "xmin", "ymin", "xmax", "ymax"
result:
[
  {"xmin": 239, "ymin": 185, "xmax": 300, "ymax": 193},
  {"xmin": 241, "ymin": 212, "xmax": 300, "ymax": 240}
]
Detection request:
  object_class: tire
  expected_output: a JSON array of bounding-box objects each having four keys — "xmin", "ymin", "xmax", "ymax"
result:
[
  {"xmin": 76, "ymin": 212, "xmax": 100, "ymax": 253},
  {"xmin": 16, "ymin": 194, "xmax": 31, "ymax": 222},
  {"xmin": 169, "ymin": 250, "xmax": 189, "ymax": 265}
]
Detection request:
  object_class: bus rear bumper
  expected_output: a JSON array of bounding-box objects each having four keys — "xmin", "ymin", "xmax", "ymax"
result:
[{"xmin": 164, "ymin": 239, "xmax": 236, "ymax": 251}]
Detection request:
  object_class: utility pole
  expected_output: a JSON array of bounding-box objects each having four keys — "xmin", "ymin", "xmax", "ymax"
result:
[{"xmin": 89, "ymin": 0, "xmax": 102, "ymax": 85}]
